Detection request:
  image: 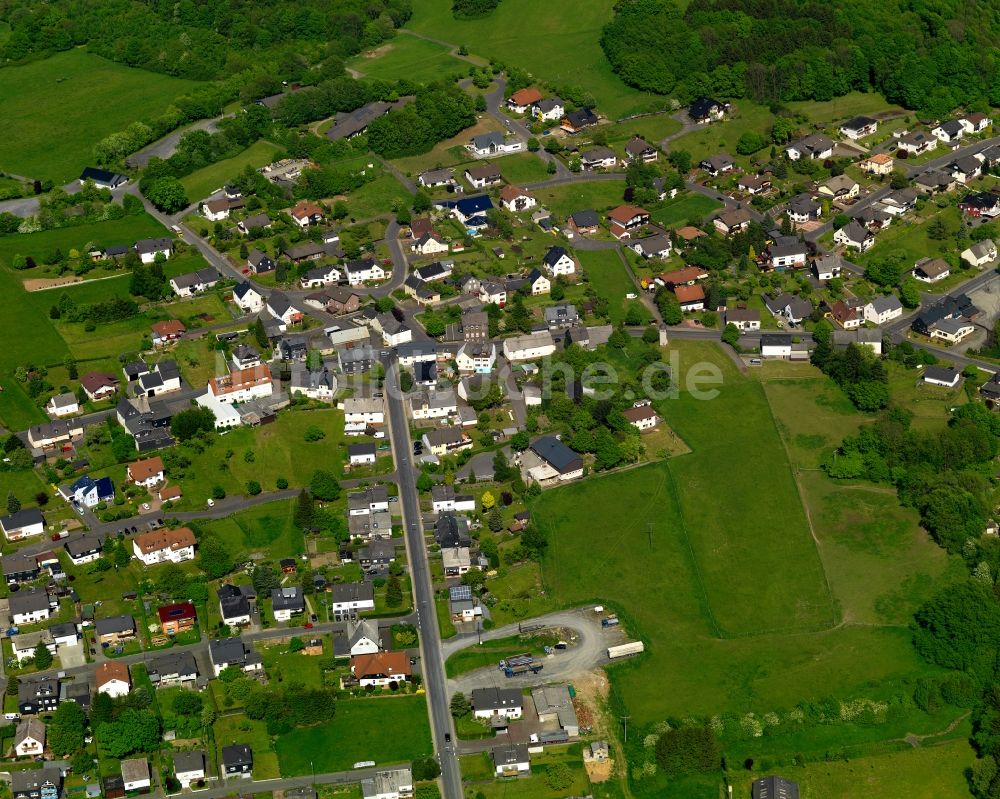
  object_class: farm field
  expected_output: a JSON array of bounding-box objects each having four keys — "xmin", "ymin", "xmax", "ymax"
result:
[
  {"xmin": 180, "ymin": 140, "xmax": 283, "ymax": 200},
  {"xmin": 736, "ymin": 738, "xmax": 974, "ymax": 799},
  {"xmin": 405, "ymin": 0, "xmax": 665, "ymax": 119},
  {"xmin": 534, "ymin": 342, "xmax": 945, "ymax": 726},
  {"xmin": 0, "ymin": 50, "xmax": 199, "ymax": 183},
  {"xmin": 274, "ymin": 696, "xmax": 432, "ymax": 775},
  {"xmin": 347, "ymin": 35, "xmax": 469, "ymax": 84}
]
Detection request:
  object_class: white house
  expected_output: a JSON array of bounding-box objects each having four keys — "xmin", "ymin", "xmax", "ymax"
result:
[
  {"xmin": 785, "ymin": 134, "xmax": 833, "ymax": 161},
  {"xmin": 127, "ymin": 456, "xmax": 164, "ymax": 488},
  {"xmin": 456, "ymin": 342, "xmax": 497, "ymax": 374},
  {"xmin": 331, "ymin": 582, "xmax": 375, "ymax": 619},
  {"xmin": 121, "ymin": 759, "xmax": 151, "ymax": 793},
  {"xmin": 623, "ymin": 403, "xmax": 659, "ymax": 431},
  {"xmin": 344, "ymin": 397, "xmax": 385, "ymax": 428},
  {"xmin": 132, "ymin": 527, "xmax": 196, "ymax": 566},
  {"xmin": 361, "ymin": 769, "xmax": 413, "ymax": 799},
  {"xmin": 351, "ymin": 651, "xmax": 411, "ymax": 687},
  {"xmin": 0, "ymin": 508, "xmax": 45, "ymax": 541},
  {"xmin": 173, "ymin": 752, "xmax": 207, "ymax": 790},
  {"xmin": 96, "ymin": 661, "xmax": 132, "ymax": 698},
  {"xmin": 864, "ymin": 295, "xmax": 904, "ymax": 325},
  {"xmin": 348, "ymin": 443, "xmax": 377, "ymax": 466},
  {"xmin": 913, "ymin": 258, "xmax": 951, "ymax": 283},
  {"xmin": 233, "ymin": 282, "xmax": 265, "ymax": 314},
  {"xmin": 472, "ymin": 687, "xmax": 523, "ymax": 720},
  {"xmin": 135, "ymin": 238, "xmax": 173, "ymax": 264},
  {"xmin": 931, "ymin": 120, "xmax": 965, "ymax": 143},
  {"xmin": 492, "ymin": 744, "xmax": 531, "ymax": 776},
  {"xmin": 725, "ymin": 308, "xmax": 761, "ymax": 331},
  {"xmin": 503, "ymin": 331, "xmax": 556, "ymax": 362},
  {"xmin": 468, "ymin": 131, "xmax": 523, "ymax": 157},
  {"xmin": 499, "ymin": 185, "xmax": 537, "ymax": 213},
  {"xmin": 411, "ymin": 233, "xmax": 449, "ymax": 256},
  {"xmin": 839, "ymin": 116, "xmax": 878, "ymax": 140},
  {"xmin": 299, "ymin": 265, "xmax": 342, "ymax": 289},
  {"xmin": 929, "ymin": 318, "xmax": 975, "ymax": 343},
  {"xmin": 922, "ymin": 366, "xmax": 961, "ymax": 388},
  {"xmin": 9, "ymin": 589, "xmax": 52, "ymax": 625},
  {"xmin": 13, "ymin": 719, "xmax": 45, "ymax": 758},
  {"xmin": 962, "ymin": 239, "xmax": 998, "ymax": 268},
  {"xmin": 207, "ymin": 364, "xmax": 273, "ymax": 404},
  {"xmin": 479, "ymin": 280, "xmax": 507, "ymax": 306},
  {"xmin": 833, "ymin": 220, "xmax": 875, "ymax": 252},
  {"xmin": 533, "ymin": 97, "xmax": 564, "ymax": 121},
  {"xmin": 408, "ymin": 389, "xmax": 458, "ymax": 421},
  {"xmin": 45, "ymin": 393, "xmax": 79, "ymax": 418},
  {"xmin": 542, "ymin": 246, "xmax": 576, "ymax": 276},
  {"xmin": 345, "ymin": 260, "xmax": 386, "ymax": 286},
  {"xmin": 760, "ymin": 333, "xmax": 793, "ymax": 359},
  {"xmin": 431, "ymin": 485, "xmax": 477, "ymax": 514}
]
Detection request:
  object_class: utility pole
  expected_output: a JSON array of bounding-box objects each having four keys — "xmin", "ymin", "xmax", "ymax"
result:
[
  {"xmin": 621, "ymin": 715, "xmax": 630, "ymax": 744},
  {"xmin": 647, "ymin": 522, "xmax": 653, "ymax": 549}
]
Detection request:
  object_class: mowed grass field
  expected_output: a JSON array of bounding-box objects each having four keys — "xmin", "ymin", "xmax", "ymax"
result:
[
  {"xmin": 274, "ymin": 696, "xmax": 432, "ymax": 774},
  {"xmin": 649, "ymin": 193, "xmax": 722, "ymax": 228},
  {"xmin": 180, "ymin": 140, "xmax": 283, "ymax": 200},
  {"xmin": 0, "ymin": 50, "xmax": 200, "ymax": 182},
  {"xmin": 347, "ymin": 35, "xmax": 469, "ymax": 83},
  {"xmin": 535, "ymin": 342, "xmax": 944, "ymax": 725},
  {"xmin": 530, "ymin": 181, "xmax": 624, "ymax": 219},
  {"xmin": 577, "ymin": 249, "xmax": 635, "ymax": 323},
  {"xmin": 405, "ymin": 0, "xmax": 665, "ymax": 119}
]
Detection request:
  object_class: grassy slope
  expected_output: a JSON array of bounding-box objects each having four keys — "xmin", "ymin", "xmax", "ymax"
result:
[
  {"xmin": 180, "ymin": 140, "xmax": 283, "ymax": 201},
  {"xmin": 576, "ymin": 249, "xmax": 634, "ymax": 323},
  {"xmin": 347, "ymin": 35, "xmax": 468, "ymax": 83},
  {"xmin": 202, "ymin": 501, "xmax": 307, "ymax": 561},
  {"xmin": 530, "ymin": 182, "xmax": 625, "ymax": 219},
  {"xmin": 535, "ymin": 342, "xmax": 944, "ymax": 725},
  {"xmin": 405, "ymin": 0, "xmax": 664, "ymax": 119},
  {"xmin": 0, "ymin": 50, "xmax": 199, "ymax": 182}
]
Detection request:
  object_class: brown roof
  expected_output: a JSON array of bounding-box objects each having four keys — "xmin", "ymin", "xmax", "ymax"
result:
[
  {"xmin": 500, "ymin": 185, "xmax": 531, "ymax": 202},
  {"xmin": 716, "ymin": 208, "xmax": 752, "ymax": 228},
  {"xmin": 152, "ymin": 320, "xmax": 185, "ymax": 337},
  {"xmin": 607, "ymin": 205, "xmax": 649, "ymax": 224},
  {"xmin": 291, "ymin": 200, "xmax": 323, "ymax": 219},
  {"xmin": 351, "ymin": 651, "xmax": 411, "ymax": 678},
  {"xmin": 864, "ymin": 153, "xmax": 893, "ymax": 165},
  {"xmin": 80, "ymin": 371, "xmax": 118, "ymax": 394},
  {"xmin": 739, "ymin": 175, "xmax": 770, "ymax": 189},
  {"xmin": 410, "ymin": 218, "xmax": 435, "ymax": 238},
  {"xmin": 509, "ymin": 88, "xmax": 543, "ymax": 107},
  {"xmin": 675, "ymin": 226, "xmax": 706, "ymax": 241},
  {"xmin": 623, "ymin": 405, "xmax": 657, "ymax": 423},
  {"xmin": 625, "ymin": 136, "xmax": 653, "ymax": 155},
  {"xmin": 96, "ymin": 660, "xmax": 130, "ymax": 688},
  {"xmin": 916, "ymin": 258, "xmax": 950, "ymax": 278},
  {"xmin": 660, "ymin": 266, "xmax": 708, "ymax": 286},
  {"xmin": 209, "ymin": 364, "xmax": 272, "ymax": 396},
  {"xmin": 134, "ymin": 527, "xmax": 196, "ymax": 555},
  {"xmin": 674, "ymin": 284, "xmax": 706, "ymax": 303},
  {"xmin": 467, "ymin": 164, "xmax": 501, "ymax": 180},
  {"xmin": 159, "ymin": 485, "xmax": 182, "ymax": 501},
  {"xmin": 127, "ymin": 456, "xmax": 164, "ymax": 483},
  {"xmin": 726, "ymin": 308, "xmax": 760, "ymax": 322}
]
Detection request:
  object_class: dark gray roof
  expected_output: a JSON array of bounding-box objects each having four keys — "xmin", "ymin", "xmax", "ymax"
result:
[
  {"xmin": 173, "ymin": 751, "xmax": 205, "ymax": 774},
  {"xmin": 472, "ymin": 687, "xmax": 522, "ymax": 711},
  {"xmin": 271, "ymin": 587, "xmax": 304, "ymax": 612},
  {"xmin": 221, "ymin": 743, "xmax": 253, "ymax": 767},
  {"xmin": 530, "ymin": 436, "xmax": 582, "ymax": 473},
  {"xmin": 148, "ymin": 650, "xmax": 198, "ymax": 679},
  {"xmin": 0, "ymin": 507, "xmax": 44, "ymax": 531},
  {"xmin": 330, "ymin": 582, "xmax": 374, "ymax": 603},
  {"xmin": 923, "ymin": 366, "xmax": 959, "ymax": 383},
  {"xmin": 94, "ymin": 614, "xmax": 135, "ymax": 635},
  {"xmin": 752, "ymin": 775, "xmax": 799, "ymax": 799},
  {"xmin": 65, "ymin": 532, "xmax": 105, "ymax": 558},
  {"xmin": 9, "ymin": 588, "xmax": 49, "ymax": 615},
  {"xmin": 761, "ymin": 333, "xmax": 793, "ymax": 346}
]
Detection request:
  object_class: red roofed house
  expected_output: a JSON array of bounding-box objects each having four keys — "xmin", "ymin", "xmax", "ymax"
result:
[
  {"xmin": 658, "ymin": 266, "xmax": 709, "ymax": 288},
  {"xmin": 351, "ymin": 651, "xmax": 412, "ymax": 687},
  {"xmin": 127, "ymin": 456, "xmax": 164, "ymax": 488},
  {"xmin": 80, "ymin": 371, "xmax": 119, "ymax": 401},
  {"xmin": 290, "ymin": 201, "xmax": 324, "ymax": 229},
  {"xmin": 674, "ymin": 283, "xmax": 706, "ymax": 312},
  {"xmin": 159, "ymin": 485, "xmax": 183, "ymax": 503},
  {"xmin": 674, "ymin": 225, "xmax": 706, "ymax": 243},
  {"xmin": 158, "ymin": 601, "xmax": 197, "ymax": 636},
  {"xmin": 152, "ymin": 320, "xmax": 185, "ymax": 347},
  {"xmin": 96, "ymin": 660, "xmax": 132, "ymax": 698},
  {"xmin": 507, "ymin": 88, "xmax": 543, "ymax": 114},
  {"xmin": 607, "ymin": 205, "xmax": 650, "ymax": 239}
]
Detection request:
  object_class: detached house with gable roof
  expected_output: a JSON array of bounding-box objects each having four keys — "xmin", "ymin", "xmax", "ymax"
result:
[
  {"xmin": 132, "ymin": 527, "xmax": 196, "ymax": 566},
  {"xmin": 607, "ymin": 205, "xmax": 649, "ymax": 239}
]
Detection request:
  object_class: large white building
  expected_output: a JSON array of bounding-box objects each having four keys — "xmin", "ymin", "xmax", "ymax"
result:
[
  {"xmin": 132, "ymin": 527, "xmax": 196, "ymax": 566},
  {"xmin": 502, "ymin": 331, "xmax": 556, "ymax": 362},
  {"xmin": 208, "ymin": 365, "xmax": 273, "ymax": 403}
]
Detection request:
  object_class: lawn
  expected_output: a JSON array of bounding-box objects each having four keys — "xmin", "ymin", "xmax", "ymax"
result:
[
  {"xmin": 213, "ymin": 713, "xmax": 280, "ymax": 780},
  {"xmin": 444, "ymin": 632, "xmax": 559, "ymax": 677},
  {"xmin": 259, "ymin": 638, "xmax": 331, "ymax": 687},
  {"xmin": 0, "ymin": 50, "xmax": 199, "ymax": 182},
  {"xmin": 340, "ymin": 172, "xmax": 415, "ymax": 220},
  {"xmin": 529, "ymin": 181, "xmax": 625, "ymax": 219},
  {"xmin": 404, "ymin": 0, "xmax": 665, "ymax": 119},
  {"xmin": 576, "ymin": 249, "xmax": 635, "ymax": 323},
  {"xmin": 856, "ymin": 206, "xmax": 961, "ymax": 271},
  {"xmin": 169, "ymin": 408, "xmax": 348, "ymax": 506},
  {"xmin": 736, "ymin": 738, "xmax": 975, "ymax": 799},
  {"xmin": 347, "ymin": 36, "xmax": 469, "ymax": 84},
  {"xmin": 649, "ymin": 193, "xmax": 723, "ymax": 228},
  {"xmin": 786, "ymin": 91, "xmax": 905, "ymax": 126},
  {"xmin": 533, "ymin": 341, "xmax": 944, "ymax": 726},
  {"xmin": 275, "ymin": 695, "xmax": 432, "ymax": 774},
  {"xmin": 201, "ymin": 501, "xmax": 306, "ymax": 561},
  {"xmin": 180, "ymin": 141, "xmax": 283, "ymax": 201},
  {"xmin": 600, "ymin": 115, "xmax": 682, "ymax": 145},
  {"xmin": 669, "ymin": 100, "xmax": 776, "ymax": 163},
  {"xmin": 497, "ymin": 153, "xmax": 551, "ymax": 186}
]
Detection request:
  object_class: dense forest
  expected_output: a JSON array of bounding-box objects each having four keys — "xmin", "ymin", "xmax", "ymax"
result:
[
  {"xmin": 0, "ymin": 0, "xmax": 412, "ymax": 80},
  {"xmin": 601, "ymin": 0, "xmax": 1000, "ymax": 114}
]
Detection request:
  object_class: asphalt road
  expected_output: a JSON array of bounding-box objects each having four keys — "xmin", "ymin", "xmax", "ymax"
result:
[{"xmin": 382, "ymin": 354, "xmax": 462, "ymax": 799}]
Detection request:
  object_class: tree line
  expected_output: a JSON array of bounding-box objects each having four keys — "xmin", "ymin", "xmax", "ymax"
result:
[{"xmin": 601, "ymin": 0, "xmax": 1000, "ymax": 115}]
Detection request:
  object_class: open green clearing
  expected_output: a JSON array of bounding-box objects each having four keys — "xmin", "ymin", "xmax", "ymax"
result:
[
  {"xmin": 201, "ymin": 500, "xmax": 306, "ymax": 561},
  {"xmin": 737, "ymin": 738, "xmax": 974, "ymax": 799},
  {"xmin": 169, "ymin": 408, "xmax": 348, "ymax": 505},
  {"xmin": 530, "ymin": 181, "xmax": 624, "ymax": 219},
  {"xmin": 347, "ymin": 35, "xmax": 469, "ymax": 84},
  {"xmin": 856, "ymin": 206, "xmax": 960, "ymax": 270},
  {"xmin": 405, "ymin": 0, "xmax": 664, "ymax": 119},
  {"xmin": 445, "ymin": 632, "xmax": 559, "ymax": 677},
  {"xmin": 649, "ymin": 193, "xmax": 722, "ymax": 228},
  {"xmin": 786, "ymin": 91, "xmax": 905, "ymax": 126},
  {"xmin": 495, "ymin": 153, "xmax": 551, "ymax": 186},
  {"xmin": 577, "ymin": 249, "xmax": 635, "ymax": 323},
  {"xmin": 534, "ymin": 342, "xmax": 944, "ymax": 726},
  {"xmin": 275, "ymin": 696, "xmax": 432, "ymax": 774},
  {"xmin": 669, "ymin": 101, "xmax": 776, "ymax": 164},
  {"xmin": 0, "ymin": 50, "xmax": 199, "ymax": 182},
  {"xmin": 180, "ymin": 140, "xmax": 283, "ymax": 200},
  {"xmin": 214, "ymin": 713, "xmax": 280, "ymax": 780}
]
